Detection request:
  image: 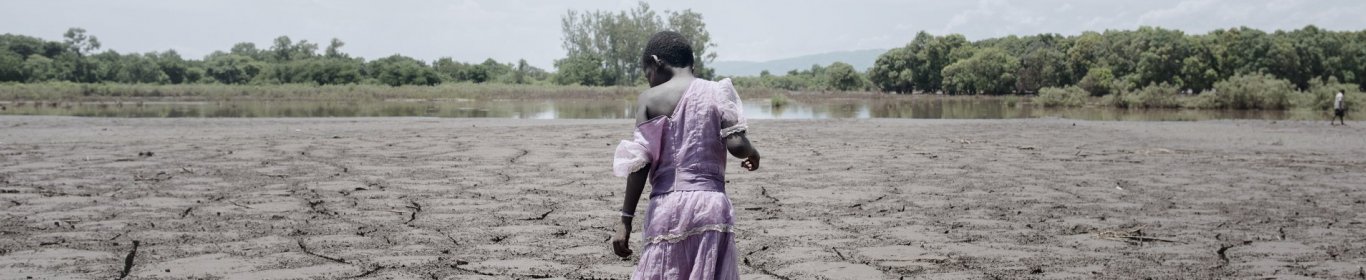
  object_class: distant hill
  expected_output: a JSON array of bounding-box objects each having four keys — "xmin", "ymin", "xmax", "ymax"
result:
[{"xmin": 711, "ymin": 49, "xmax": 887, "ymax": 77}]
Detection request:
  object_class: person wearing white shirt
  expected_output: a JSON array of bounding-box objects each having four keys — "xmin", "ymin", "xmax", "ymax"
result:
[{"xmin": 1332, "ymin": 91, "xmax": 1346, "ymax": 126}]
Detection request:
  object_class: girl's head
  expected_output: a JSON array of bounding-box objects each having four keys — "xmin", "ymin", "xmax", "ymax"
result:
[{"xmin": 642, "ymin": 31, "xmax": 694, "ymax": 87}]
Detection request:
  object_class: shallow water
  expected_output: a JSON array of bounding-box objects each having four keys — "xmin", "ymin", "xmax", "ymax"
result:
[{"xmin": 0, "ymin": 98, "xmax": 1354, "ymax": 121}]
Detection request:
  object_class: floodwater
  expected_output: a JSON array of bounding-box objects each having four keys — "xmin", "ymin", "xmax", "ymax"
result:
[{"xmin": 0, "ymin": 98, "xmax": 1352, "ymax": 121}]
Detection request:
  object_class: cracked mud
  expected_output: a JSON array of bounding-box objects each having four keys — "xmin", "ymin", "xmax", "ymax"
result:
[{"xmin": 0, "ymin": 117, "xmax": 1364, "ymax": 279}]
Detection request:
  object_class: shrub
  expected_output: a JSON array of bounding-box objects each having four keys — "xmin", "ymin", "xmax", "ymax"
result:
[
  {"xmin": 769, "ymin": 94, "xmax": 789, "ymax": 108},
  {"xmin": 1295, "ymin": 78, "xmax": 1362, "ymax": 111},
  {"xmin": 1034, "ymin": 86, "xmax": 1088, "ymax": 107},
  {"xmin": 1189, "ymin": 73, "xmax": 1294, "ymax": 110},
  {"xmin": 1100, "ymin": 90, "xmax": 1128, "ymax": 108},
  {"xmin": 1078, "ymin": 67, "xmax": 1114, "ymax": 96},
  {"xmin": 1123, "ymin": 82, "xmax": 1182, "ymax": 109}
]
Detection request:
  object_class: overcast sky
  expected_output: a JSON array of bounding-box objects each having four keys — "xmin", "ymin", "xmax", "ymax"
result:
[{"xmin": 3, "ymin": 0, "xmax": 1363, "ymax": 69}]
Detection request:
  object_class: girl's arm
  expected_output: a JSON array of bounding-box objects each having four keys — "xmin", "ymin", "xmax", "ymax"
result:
[
  {"xmin": 612, "ymin": 166, "xmax": 648, "ymax": 257},
  {"xmin": 725, "ymin": 132, "xmax": 760, "ymax": 171},
  {"xmin": 612, "ymin": 95, "xmax": 652, "ymax": 258},
  {"xmin": 717, "ymin": 79, "xmax": 758, "ymax": 171}
]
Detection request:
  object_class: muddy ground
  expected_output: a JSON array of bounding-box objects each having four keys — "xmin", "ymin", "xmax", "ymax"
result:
[{"xmin": 1, "ymin": 116, "xmax": 1364, "ymax": 279}]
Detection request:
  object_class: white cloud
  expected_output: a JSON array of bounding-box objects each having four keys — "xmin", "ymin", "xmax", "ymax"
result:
[
  {"xmin": 1265, "ymin": 0, "xmax": 1304, "ymax": 11},
  {"xmin": 1137, "ymin": 0, "xmax": 1220, "ymax": 25},
  {"xmin": 940, "ymin": 0, "xmax": 1048, "ymax": 38},
  {"xmin": 941, "ymin": 0, "xmax": 1000, "ymax": 34}
]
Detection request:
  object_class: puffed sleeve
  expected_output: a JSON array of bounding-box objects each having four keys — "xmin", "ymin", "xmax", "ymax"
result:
[
  {"xmin": 716, "ymin": 78, "xmax": 748, "ymax": 138},
  {"xmin": 612, "ymin": 129, "xmax": 652, "ymax": 177}
]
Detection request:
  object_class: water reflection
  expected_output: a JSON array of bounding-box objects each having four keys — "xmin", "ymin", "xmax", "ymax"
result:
[{"xmin": 0, "ymin": 98, "xmax": 1355, "ymax": 121}]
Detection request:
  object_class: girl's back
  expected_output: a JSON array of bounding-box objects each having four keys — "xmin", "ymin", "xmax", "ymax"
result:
[{"xmin": 638, "ymin": 77, "xmax": 694, "ymax": 122}]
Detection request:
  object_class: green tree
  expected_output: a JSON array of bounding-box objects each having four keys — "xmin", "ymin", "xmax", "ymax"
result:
[
  {"xmin": 120, "ymin": 53, "xmax": 170, "ymax": 84},
  {"xmin": 325, "ymin": 38, "xmax": 348, "ymax": 59},
  {"xmin": 433, "ymin": 57, "xmax": 471, "ymax": 82},
  {"xmin": 1078, "ymin": 67, "xmax": 1116, "ymax": 96},
  {"xmin": 314, "ymin": 58, "xmax": 363, "ymax": 84},
  {"xmin": 1209, "ymin": 27, "xmax": 1271, "ymax": 79},
  {"xmin": 941, "ymin": 47, "xmax": 1019, "ymax": 95},
  {"xmin": 1066, "ymin": 31, "xmax": 1106, "ymax": 83},
  {"xmin": 867, "ymin": 32, "xmax": 968, "ymax": 93},
  {"xmin": 21, "ymin": 54, "xmax": 61, "ymax": 82},
  {"xmin": 1130, "ymin": 27, "xmax": 1190, "ymax": 88},
  {"xmin": 0, "ymin": 34, "xmax": 50, "ymax": 58},
  {"xmin": 558, "ymin": 1, "xmax": 717, "ymax": 86},
  {"xmin": 1014, "ymin": 34, "xmax": 1070, "ymax": 93},
  {"xmin": 230, "ymin": 42, "xmax": 267, "ymax": 61},
  {"xmin": 920, "ymin": 33, "xmax": 970, "ymax": 92},
  {"xmin": 152, "ymin": 50, "xmax": 189, "ymax": 84},
  {"xmin": 666, "ymin": 9, "xmax": 717, "ymax": 79},
  {"xmin": 1264, "ymin": 34, "xmax": 1304, "ymax": 89},
  {"xmin": 823, "ymin": 62, "xmax": 863, "ymax": 91},
  {"xmin": 90, "ymin": 50, "xmax": 123, "ymax": 82},
  {"xmin": 868, "ymin": 47, "xmax": 916, "ymax": 93},
  {"xmin": 553, "ymin": 54, "xmax": 610, "ymax": 86},
  {"xmin": 366, "ymin": 55, "xmax": 441, "ymax": 86},
  {"xmin": 204, "ymin": 52, "xmax": 264, "ymax": 84},
  {"xmin": 269, "ymin": 36, "xmax": 317, "ymax": 62},
  {"xmin": 0, "ymin": 49, "xmax": 23, "ymax": 82},
  {"xmin": 62, "ymin": 27, "xmax": 100, "ymax": 82}
]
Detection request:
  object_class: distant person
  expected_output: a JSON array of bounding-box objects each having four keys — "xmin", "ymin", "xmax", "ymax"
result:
[
  {"xmin": 611, "ymin": 31, "xmax": 760, "ymax": 279},
  {"xmin": 1333, "ymin": 90, "xmax": 1346, "ymax": 125}
]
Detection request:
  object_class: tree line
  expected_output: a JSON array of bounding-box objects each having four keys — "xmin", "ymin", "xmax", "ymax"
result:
[
  {"xmin": 0, "ymin": 28, "xmax": 550, "ymax": 86},
  {"xmin": 4, "ymin": 9, "xmax": 1364, "ymax": 99},
  {"xmin": 728, "ymin": 62, "xmax": 871, "ymax": 92},
  {"xmin": 864, "ymin": 26, "xmax": 1366, "ymax": 95},
  {"xmin": 0, "ymin": 2, "xmax": 716, "ymax": 88},
  {"xmin": 733, "ymin": 26, "xmax": 1366, "ymax": 95}
]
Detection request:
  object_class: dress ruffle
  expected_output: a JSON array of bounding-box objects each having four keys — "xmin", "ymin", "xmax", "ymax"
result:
[
  {"xmin": 719, "ymin": 124, "xmax": 748, "ymax": 139},
  {"xmin": 644, "ymin": 223, "xmax": 734, "ymax": 244},
  {"xmin": 613, "ymin": 123, "xmax": 664, "ymax": 177},
  {"xmin": 614, "ymin": 139, "xmax": 650, "ymax": 177}
]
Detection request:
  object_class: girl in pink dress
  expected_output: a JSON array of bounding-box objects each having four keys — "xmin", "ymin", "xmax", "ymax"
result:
[{"xmin": 611, "ymin": 31, "xmax": 761, "ymax": 280}]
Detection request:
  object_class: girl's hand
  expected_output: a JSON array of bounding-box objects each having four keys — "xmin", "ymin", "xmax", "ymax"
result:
[
  {"xmin": 611, "ymin": 220, "xmax": 633, "ymax": 257},
  {"xmin": 741, "ymin": 153, "xmax": 760, "ymax": 171}
]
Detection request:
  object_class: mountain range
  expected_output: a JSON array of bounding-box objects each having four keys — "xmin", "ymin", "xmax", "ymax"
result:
[{"xmin": 710, "ymin": 49, "xmax": 887, "ymax": 77}]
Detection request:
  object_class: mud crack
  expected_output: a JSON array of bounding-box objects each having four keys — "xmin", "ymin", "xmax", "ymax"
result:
[
  {"xmin": 297, "ymin": 239, "xmax": 347, "ymax": 264},
  {"xmin": 347, "ymin": 265, "xmax": 384, "ymax": 278},
  {"xmin": 520, "ymin": 208, "xmax": 554, "ymax": 221},
  {"xmin": 1216, "ymin": 240, "xmax": 1251, "ymax": 267},
  {"xmin": 405, "ymin": 200, "xmax": 422, "ymax": 224},
  {"xmin": 508, "ymin": 149, "xmax": 529, "ymax": 164},
  {"xmin": 116, "ymin": 240, "xmax": 139, "ymax": 280},
  {"xmin": 760, "ymin": 186, "xmax": 780, "ymax": 204}
]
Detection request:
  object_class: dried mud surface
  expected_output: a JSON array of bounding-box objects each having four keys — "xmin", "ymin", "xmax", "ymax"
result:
[{"xmin": 1, "ymin": 116, "xmax": 1364, "ymax": 279}]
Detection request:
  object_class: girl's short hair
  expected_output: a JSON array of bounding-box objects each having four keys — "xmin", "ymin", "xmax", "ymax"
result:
[{"xmin": 642, "ymin": 31, "xmax": 694, "ymax": 69}]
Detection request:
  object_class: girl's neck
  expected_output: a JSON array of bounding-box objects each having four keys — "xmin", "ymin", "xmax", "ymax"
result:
[{"xmin": 666, "ymin": 67, "xmax": 695, "ymax": 80}]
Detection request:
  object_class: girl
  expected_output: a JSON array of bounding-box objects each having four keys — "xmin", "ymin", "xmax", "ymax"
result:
[{"xmin": 611, "ymin": 31, "xmax": 761, "ymax": 279}]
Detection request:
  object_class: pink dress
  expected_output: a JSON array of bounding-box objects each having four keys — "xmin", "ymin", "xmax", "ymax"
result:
[{"xmin": 613, "ymin": 78, "xmax": 747, "ymax": 280}]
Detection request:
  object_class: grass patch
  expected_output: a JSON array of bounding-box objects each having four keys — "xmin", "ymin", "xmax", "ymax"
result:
[
  {"xmin": 769, "ymin": 93, "xmax": 789, "ymax": 108},
  {"xmin": 1122, "ymin": 83, "xmax": 1183, "ymax": 109},
  {"xmin": 1034, "ymin": 86, "xmax": 1088, "ymax": 107}
]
